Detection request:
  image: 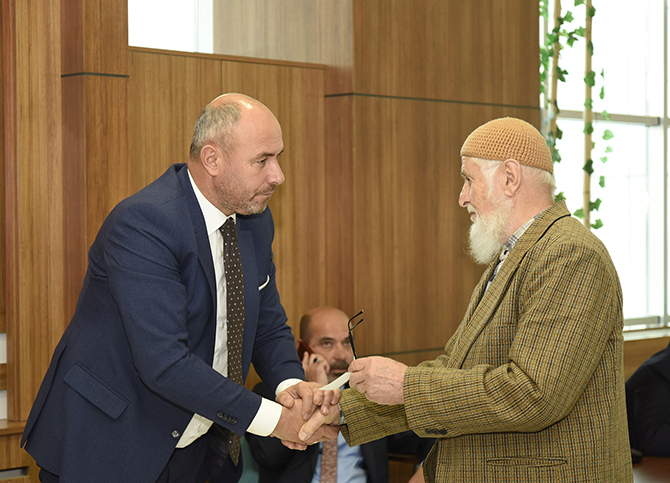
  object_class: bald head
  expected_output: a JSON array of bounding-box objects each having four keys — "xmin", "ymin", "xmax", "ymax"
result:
[
  {"xmin": 300, "ymin": 307, "xmax": 350, "ymax": 343},
  {"xmin": 189, "ymin": 93, "xmax": 276, "ymax": 160}
]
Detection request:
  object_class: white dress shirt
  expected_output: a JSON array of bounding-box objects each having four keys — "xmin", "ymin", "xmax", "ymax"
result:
[{"xmin": 176, "ymin": 170, "xmax": 299, "ymax": 447}]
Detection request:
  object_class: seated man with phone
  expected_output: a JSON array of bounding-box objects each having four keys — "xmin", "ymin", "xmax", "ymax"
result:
[{"xmin": 247, "ymin": 306, "xmax": 434, "ymax": 483}]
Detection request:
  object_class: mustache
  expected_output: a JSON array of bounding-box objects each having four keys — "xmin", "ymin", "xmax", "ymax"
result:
[{"xmin": 329, "ymin": 360, "xmax": 350, "ymax": 372}]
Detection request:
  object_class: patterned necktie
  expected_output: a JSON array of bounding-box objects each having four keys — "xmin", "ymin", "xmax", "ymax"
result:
[
  {"xmin": 211, "ymin": 218, "xmax": 245, "ymax": 467},
  {"xmin": 320, "ymin": 438, "xmax": 338, "ymax": 483}
]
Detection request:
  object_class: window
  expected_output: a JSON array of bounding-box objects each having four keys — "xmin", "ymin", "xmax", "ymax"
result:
[
  {"xmin": 541, "ymin": 0, "xmax": 668, "ymax": 329},
  {"xmin": 128, "ymin": 0, "xmax": 213, "ymax": 53}
]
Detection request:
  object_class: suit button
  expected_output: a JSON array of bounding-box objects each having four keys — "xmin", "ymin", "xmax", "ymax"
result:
[
  {"xmin": 171, "ymin": 430, "xmax": 181, "ymax": 439},
  {"xmin": 217, "ymin": 412, "xmax": 225, "ymax": 420},
  {"xmin": 231, "ymin": 418, "xmax": 237, "ymax": 425}
]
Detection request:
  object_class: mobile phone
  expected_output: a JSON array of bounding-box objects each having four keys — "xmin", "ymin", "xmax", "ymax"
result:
[{"xmin": 297, "ymin": 339, "xmax": 312, "ymax": 359}]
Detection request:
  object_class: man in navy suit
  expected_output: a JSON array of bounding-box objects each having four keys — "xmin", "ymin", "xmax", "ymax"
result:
[{"xmin": 21, "ymin": 94, "xmax": 337, "ymax": 483}]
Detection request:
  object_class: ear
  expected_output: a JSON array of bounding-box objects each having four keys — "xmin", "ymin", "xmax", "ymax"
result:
[
  {"xmin": 200, "ymin": 143, "xmax": 222, "ymax": 177},
  {"xmin": 502, "ymin": 159, "xmax": 522, "ymax": 197}
]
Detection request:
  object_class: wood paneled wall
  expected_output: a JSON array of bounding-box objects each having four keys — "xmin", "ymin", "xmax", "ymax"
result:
[
  {"xmin": 349, "ymin": 99, "xmax": 539, "ymax": 360},
  {"xmin": 2, "ymin": 1, "xmax": 67, "ymax": 480},
  {"xmin": 211, "ymin": 0, "xmax": 541, "ymax": 363},
  {"xmin": 0, "ymin": 3, "xmax": 5, "ymax": 336},
  {"xmin": 212, "ymin": 0, "xmax": 353, "ymax": 94},
  {"xmin": 4, "ymin": 0, "xmax": 66, "ymax": 424}
]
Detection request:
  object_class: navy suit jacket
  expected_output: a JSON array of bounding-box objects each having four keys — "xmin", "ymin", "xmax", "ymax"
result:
[
  {"xmin": 246, "ymin": 383, "xmax": 434, "ymax": 483},
  {"xmin": 21, "ymin": 164, "xmax": 304, "ymax": 482}
]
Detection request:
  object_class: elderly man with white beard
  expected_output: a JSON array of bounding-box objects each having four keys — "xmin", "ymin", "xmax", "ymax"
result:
[{"xmin": 296, "ymin": 117, "xmax": 633, "ymax": 483}]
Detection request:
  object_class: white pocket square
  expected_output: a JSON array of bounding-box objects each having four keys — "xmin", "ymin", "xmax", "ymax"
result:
[{"xmin": 258, "ymin": 275, "xmax": 270, "ymax": 291}]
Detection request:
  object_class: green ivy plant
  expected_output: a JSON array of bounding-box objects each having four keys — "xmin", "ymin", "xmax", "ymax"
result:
[
  {"xmin": 540, "ymin": 0, "xmax": 584, "ymax": 181},
  {"xmin": 540, "ymin": 0, "xmax": 613, "ymax": 230}
]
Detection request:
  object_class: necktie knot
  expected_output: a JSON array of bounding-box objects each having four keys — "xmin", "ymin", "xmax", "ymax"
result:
[{"xmin": 219, "ymin": 217, "xmax": 236, "ymax": 242}]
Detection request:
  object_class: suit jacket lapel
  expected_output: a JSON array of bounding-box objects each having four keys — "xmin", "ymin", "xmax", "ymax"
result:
[
  {"xmin": 450, "ymin": 201, "xmax": 571, "ymax": 368},
  {"xmin": 177, "ymin": 165, "xmax": 216, "ymax": 301}
]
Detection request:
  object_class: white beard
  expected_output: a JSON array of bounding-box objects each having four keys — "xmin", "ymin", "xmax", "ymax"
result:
[{"xmin": 467, "ymin": 199, "xmax": 513, "ymax": 265}]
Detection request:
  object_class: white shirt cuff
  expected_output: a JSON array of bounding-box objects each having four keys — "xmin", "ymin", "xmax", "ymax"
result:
[
  {"xmin": 275, "ymin": 378, "xmax": 303, "ymax": 395},
  {"xmin": 246, "ymin": 378, "xmax": 304, "ymax": 436},
  {"xmin": 246, "ymin": 397, "xmax": 282, "ymax": 436}
]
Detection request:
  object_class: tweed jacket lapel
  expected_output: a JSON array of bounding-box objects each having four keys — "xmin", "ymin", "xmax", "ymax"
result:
[{"xmin": 449, "ymin": 201, "xmax": 572, "ymax": 368}]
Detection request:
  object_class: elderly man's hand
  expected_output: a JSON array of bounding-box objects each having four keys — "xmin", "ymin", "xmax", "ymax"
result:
[{"xmin": 349, "ymin": 356, "xmax": 407, "ymax": 405}]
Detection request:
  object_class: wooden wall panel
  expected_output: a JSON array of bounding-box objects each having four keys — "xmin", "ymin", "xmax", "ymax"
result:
[
  {"xmin": 61, "ymin": 77, "xmax": 88, "ymax": 323},
  {"xmin": 220, "ymin": 61, "xmax": 327, "ymax": 331},
  {"xmin": 208, "ymin": 0, "xmax": 542, "ymax": 365},
  {"xmin": 350, "ymin": 96, "xmax": 540, "ymax": 357},
  {"xmin": 128, "ymin": 50, "xmax": 223, "ymax": 192},
  {"xmin": 0, "ymin": 2, "xmax": 5, "ymax": 335},
  {"xmin": 0, "ymin": 433, "xmax": 29, "ymax": 472},
  {"xmin": 81, "ymin": 76, "xmax": 131, "ymax": 245},
  {"xmin": 5, "ymin": 0, "xmax": 65, "ymax": 422},
  {"xmin": 212, "ymin": 0, "xmax": 353, "ymax": 94},
  {"xmin": 62, "ymin": 0, "xmax": 129, "ymax": 75},
  {"xmin": 352, "ymin": 0, "xmax": 539, "ymax": 104},
  {"xmin": 324, "ymin": 96, "xmax": 355, "ymax": 313}
]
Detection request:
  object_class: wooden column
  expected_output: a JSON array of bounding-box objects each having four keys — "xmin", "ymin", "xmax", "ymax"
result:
[
  {"xmin": 4, "ymin": 0, "xmax": 65, "ymax": 426},
  {"xmin": 3, "ymin": 0, "xmax": 129, "ymax": 424},
  {"xmin": 61, "ymin": 0, "xmax": 130, "ymax": 286}
]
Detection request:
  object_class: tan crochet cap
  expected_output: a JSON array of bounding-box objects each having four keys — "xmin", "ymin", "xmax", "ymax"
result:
[{"xmin": 460, "ymin": 117, "xmax": 553, "ymax": 174}]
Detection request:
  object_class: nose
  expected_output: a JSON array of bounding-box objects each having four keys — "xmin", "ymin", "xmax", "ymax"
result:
[
  {"xmin": 268, "ymin": 158, "xmax": 285, "ymax": 186},
  {"xmin": 459, "ymin": 182, "xmax": 469, "ymax": 208},
  {"xmin": 333, "ymin": 342, "xmax": 349, "ymax": 362}
]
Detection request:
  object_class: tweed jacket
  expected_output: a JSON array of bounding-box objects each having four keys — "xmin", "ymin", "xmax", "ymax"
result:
[{"xmin": 340, "ymin": 201, "xmax": 633, "ymax": 482}]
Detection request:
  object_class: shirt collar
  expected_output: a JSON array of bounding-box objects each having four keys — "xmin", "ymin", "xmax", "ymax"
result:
[
  {"xmin": 188, "ymin": 168, "xmax": 235, "ymax": 236},
  {"xmin": 499, "ymin": 207, "xmax": 547, "ymax": 262}
]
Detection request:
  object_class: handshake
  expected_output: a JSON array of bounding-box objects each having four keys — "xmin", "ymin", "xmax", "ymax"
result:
[
  {"xmin": 268, "ymin": 356, "xmax": 409, "ymax": 450},
  {"xmin": 269, "ymin": 381, "xmax": 341, "ymax": 450}
]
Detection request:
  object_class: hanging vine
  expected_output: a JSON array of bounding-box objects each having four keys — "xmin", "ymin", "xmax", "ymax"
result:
[
  {"xmin": 540, "ymin": 0, "xmax": 613, "ymax": 230},
  {"xmin": 540, "ymin": 0, "xmax": 583, "ymax": 202},
  {"xmin": 571, "ymin": 0, "xmax": 614, "ymax": 230}
]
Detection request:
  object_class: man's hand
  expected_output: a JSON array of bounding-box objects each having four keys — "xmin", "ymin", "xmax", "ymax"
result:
[
  {"xmin": 302, "ymin": 351, "xmax": 330, "ymax": 386},
  {"xmin": 271, "ymin": 397, "xmax": 339, "ymax": 449},
  {"xmin": 349, "ymin": 356, "xmax": 407, "ymax": 405},
  {"xmin": 281, "ymin": 401, "xmax": 340, "ymax": 449},
  {"xmin": 276, "ymin": 381, "xmax": 340, "ymax": 419}
]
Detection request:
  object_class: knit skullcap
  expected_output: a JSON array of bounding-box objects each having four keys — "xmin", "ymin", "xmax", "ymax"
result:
[{"xmin": 460, "ymin": 117, "xmax": 553, "ymax": 174}]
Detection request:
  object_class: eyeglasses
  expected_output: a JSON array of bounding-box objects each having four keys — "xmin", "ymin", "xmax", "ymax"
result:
[{"xmin": 347, "ymin": 310, "xmax": 364, "ymax": 360}]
